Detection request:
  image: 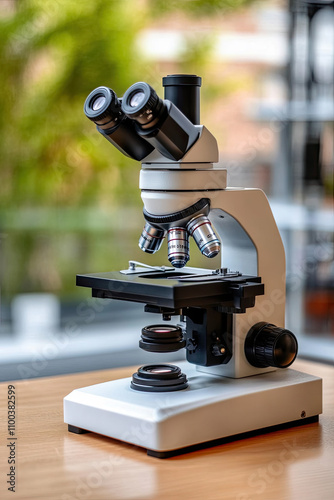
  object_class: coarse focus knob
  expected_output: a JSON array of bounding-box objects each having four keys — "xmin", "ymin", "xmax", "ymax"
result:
[{"xmin": 245, "ymin": 322, "xmax": 298, "ymax": 368}]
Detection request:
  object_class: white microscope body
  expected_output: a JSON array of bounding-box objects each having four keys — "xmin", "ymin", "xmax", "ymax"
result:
[{"xmin": 64, "ymin": 75, "xmax": 322, "ymax": 458}]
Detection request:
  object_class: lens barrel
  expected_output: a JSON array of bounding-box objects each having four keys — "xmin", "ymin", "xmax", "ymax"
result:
[
  {"xmin": 167, "ymin": 227, "xmax": 190, "ymax": 268},
  {"xmin": 163, "ymin": 74, "xmax": 202, "ymax": 125},
  {"xmin": 138, "ymin": 222, "xmax": 166, "ymax": 254},
  {"xmin": 187, "ymin": 215, "xmax": 221, "ymax": 258},
  {"xmin": 84, "ymin": 86, "xmax": 154, "ymax": 161},
  {"xmin": 121, "ymin": 82, "xmax": 199, "ymax": 161}
]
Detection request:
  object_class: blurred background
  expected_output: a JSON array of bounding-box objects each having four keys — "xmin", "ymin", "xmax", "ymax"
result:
[{"xmin": 0, "ymin": 0, "xmax": 333, "ymax": 380}]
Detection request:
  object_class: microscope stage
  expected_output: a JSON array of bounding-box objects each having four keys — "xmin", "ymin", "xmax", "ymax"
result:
[
  {"xmin": 76, "ymin": 269, "xmax": 264, "ymax": 309},
  {"xmin": 64, "ymin": 362, "xmax": 322, "ymax": 458}
]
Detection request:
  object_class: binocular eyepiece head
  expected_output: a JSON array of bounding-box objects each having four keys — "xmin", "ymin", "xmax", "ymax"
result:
[{"xmin": 84, "ymin": 75, "xmax": 201, "ymax": 162}]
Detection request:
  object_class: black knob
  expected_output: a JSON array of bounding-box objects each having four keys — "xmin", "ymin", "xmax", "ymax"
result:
[{"xmin": 245, "ymin": 322, "xmax": 298, "ymax": 368}]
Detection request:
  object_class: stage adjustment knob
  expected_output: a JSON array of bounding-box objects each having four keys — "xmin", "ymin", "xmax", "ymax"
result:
[{"xmin": 245, "ymin": 322, "xmax": 298, "ymax": 368}]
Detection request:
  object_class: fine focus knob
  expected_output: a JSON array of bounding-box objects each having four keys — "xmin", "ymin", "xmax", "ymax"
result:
[{"xmin": 245, "ymin": 322, "xmax": 298, "ymax": 368}]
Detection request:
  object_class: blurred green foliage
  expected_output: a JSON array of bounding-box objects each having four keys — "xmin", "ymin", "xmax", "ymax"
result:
[
  {"xmin": 0, "ymin": 0, "xmax": 255, "ymax": 209},
  {"xmin": 0, "ymin": 0, "xmax": 152, "ymax": 209},
  {"xmin": 152, "ymin": 0, "xmax": 256, "ymax": 16},
  {"xmin": 0, "ymin": 0, "xmax": 254, "ymax": 297}
]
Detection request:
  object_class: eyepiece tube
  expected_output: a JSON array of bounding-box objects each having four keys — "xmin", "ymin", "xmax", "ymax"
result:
[
  {"xmin": 187, "ymin": 215, "xmax": 221, "ymax": 258},
  {"xmin": 163, "ymin": 74, "xmax": 202, "ymax": 125},
  {"xmin": 167, "ymin": 227, "xmax": 190, "ymax": 268},
  {"xmin": 84, "ymin": 86, "xmax": 154, "ymax": 161},
  {"xmin": 121, "ymin": 82, "xmax": 164, "ymax": 127},
  {"xmin": 121, "ymin": 82, "xmax": 199, "ymax": 161},
  {"xmin": 138, "ymin": 222, "xmax": 166, "ymax": 254}
]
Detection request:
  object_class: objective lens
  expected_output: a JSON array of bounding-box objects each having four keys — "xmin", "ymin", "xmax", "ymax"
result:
[
  {"xmin": 92, "ymin": 95, "xmax": 106, "ymax": 111},
  {"xmin": 167, "ymin": 227, "xmax": 190, "ymax": 268},
  {"xmin": 138, "ymin": 222, "xmax": 166, "ymax": 254},
  {"xmin": 187, "ymin": 215, "xmax": 221, "ymax": 258}
]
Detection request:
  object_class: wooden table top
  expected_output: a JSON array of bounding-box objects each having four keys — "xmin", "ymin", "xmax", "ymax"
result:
[{"xmin": 0, "ymin": 359, "xmax": 333, "ymax": 500}]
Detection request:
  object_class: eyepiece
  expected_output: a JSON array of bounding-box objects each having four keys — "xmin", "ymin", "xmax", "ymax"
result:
[
  {"xmin": 84, "ymin": 86, "xmax": 122, "ymax": 129},
  {"xmin": 122, "ymin": 82, "xmax": 164, "ymax": 127},
  {"xmin": 84, "ymin": 86, "xmax": 154, "ymax": 161},
  {"xmin": 129, "ymin": 90, "xmax": 146, "ymax": 108},
  {"xmin": 121, "ymin": 81, "xmax": 199, "ymax": 160},
  {"xmin": 92, "ymin": 95, "xmax": 106, "ymax": 111}
]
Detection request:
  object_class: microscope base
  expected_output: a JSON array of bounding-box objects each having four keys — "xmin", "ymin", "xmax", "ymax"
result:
[{"xmin": 64, "ymin": 363, "xmax": 322, "ymax": 458}]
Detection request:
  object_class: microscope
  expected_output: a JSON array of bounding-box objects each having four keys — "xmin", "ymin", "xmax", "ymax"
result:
[{"xmin": 64, "ymin": 75, "xmax": 322, "ymax": 458}]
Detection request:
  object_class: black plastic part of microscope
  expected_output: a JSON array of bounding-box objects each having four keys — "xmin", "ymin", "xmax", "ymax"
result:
[
  {"xmin": 141, "ymin": 305, "xmax": 233, "ymax": 367},
  {"xmin": 121, "ymin": 82, "xmax": 163, "ymax": 124},
  {"xmin": 84, "ymin": 86, "xmax": 154, "ymax": 161},
  {"xmin": 80, "ymin": 272, "xmax": 264, "ymax": 312},
  {"xmin": 143, "ymin": 197, "xmax": 209, "ymax": 226},
  {"xmin": 68, "ymin": 425, "xmax": 90, "ymax": 434},
  {"xmin": 121, "ymin": 82, "xmax": 199, "ymax": 161},
  {"xmin": 139, "ymin": 324, "xmax": 186, "ymax": 353},
  {"xmin": 134, "ymin": 100, "xmax": 199, "ymax": 161},
  {"xmin": 84, "ymin": 86, "xmax": 121, "ymax": 124},
  {"xmin": 163, "ymin": 74, "xmax": 202, "ymax": 125},
  {"xmin": 144, "ymin": 305, "xmax": 182, "ymax": 316},
  {"xmin": 185, "ymin": 307, "xmax": 233, "ymax": 366},
  {"xmin": 244, "ymin": 322, "xmax": 298, "ymax": 368},
  {"xmin": 131, "ymin": 364, "xmax": 188, "ymax": 392},
  {"xmin": 97, "ymin": 120, "xmax": 154, "ymax": 161},
  {"xmin": 77, "ymin": 269, "xmax": 264, "ymax": 368}
]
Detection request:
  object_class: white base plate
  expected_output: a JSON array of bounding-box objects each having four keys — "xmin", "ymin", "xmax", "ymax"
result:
[{"xmin": 64, "ymin": 363, "xmax": 322, "ymax": 455}]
